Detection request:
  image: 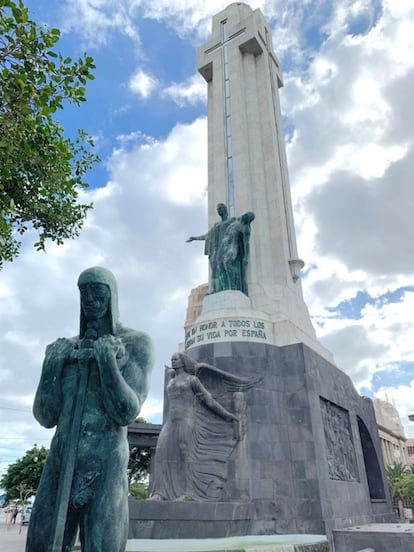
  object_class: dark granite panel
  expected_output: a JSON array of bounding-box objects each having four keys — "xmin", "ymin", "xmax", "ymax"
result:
[
  {"xmin": 295, "ymin": 518, "xmax": 326, "ymax": 535},
  {"xmin": 294, "ymin": 479, "xmax": 320, "ymax": 500},
  {"xmin": 292, "ymin": 460, "xmax": 306, "ymax": 480},
  {"xmin": 296, "ymin": 498, "xmax": 323, "ymax": 519},
  {"xmin": 285, "ymin": 388, "xmax": 310, "ymax": 409},
  {"xmin": 252, "ymin": 499, "xmax": 278, "ymax": 521},
  {"xmin": 290, "ymin": 441, "xmax": 316, "ymax": 461},
  {"xmin": 275, "ymin": 517, "xmax": 298, "ymax": 534},
  {"xmin": 333, "ymin": 530, "xmax": 414, "ymax": 552},
  {"xmin": 274, "ymin": 476, "xmax": 293, "ymax": 498},
  {"xmin": 130, "ymin": 341, "xmax": 393, "ymax": 539},
  {"xmin": 249, "ymin": 478, "xmax": 275, "ymax": 499},
  {"xmin": 213, "ymin": 341, "xmax": 234, "ymax": 358}
]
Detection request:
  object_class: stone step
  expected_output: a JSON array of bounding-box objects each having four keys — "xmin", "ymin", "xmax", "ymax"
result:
[
  {"xmin": 333, "ymin": 523, "xmax": 414, "ymax": 552},
  {"xmin": 124, "ymin": 535, "xmax": 329, "ymax": 552}
]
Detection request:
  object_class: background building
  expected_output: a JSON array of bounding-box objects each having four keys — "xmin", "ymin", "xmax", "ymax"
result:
[
  {"xmin": 406, "ymin": 438, "xmax": 414, "ymax": 467},
  {"xmin": 373, "ymin": 398, "xmax": 409, "ymax": 468},
  {"xmin": 184, "ymin": 283, "xmax": 208, "ymax": 334}
]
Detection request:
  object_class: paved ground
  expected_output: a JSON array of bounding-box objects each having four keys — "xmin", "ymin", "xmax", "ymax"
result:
[
  {"xmin": 0, "ymin": 513, "xmax": 27, "ymax": 552},
  {"xmin": 0, "ymin": 511, "xmax": 330, "ymax": 552}
]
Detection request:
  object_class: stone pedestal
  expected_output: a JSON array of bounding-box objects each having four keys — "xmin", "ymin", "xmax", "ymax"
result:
[
  {"xmin": 332, "ymin": 523, "xmax": 414, "ymax": 552},
  {"xmin": 184, "ymin": 290, "xmax": 334, "ymax": 363},
  {"xmin": 129, "ymin": 340, "xmax": 395, "ymax": 539},
  {"xmin": 129, "ymin": 500, "xmax": 254, "ymax": 539}
]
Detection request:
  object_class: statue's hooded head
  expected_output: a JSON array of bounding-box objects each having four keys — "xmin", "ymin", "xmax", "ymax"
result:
[{"xmin": 77, "ymin": 266, "xmax": 119, "ymax": 338}]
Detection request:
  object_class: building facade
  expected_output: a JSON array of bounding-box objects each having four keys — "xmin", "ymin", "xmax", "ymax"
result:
[
  {"xmin": 406, "ymin": 438, "xmax": 414, "ymax": 466},
  {"xmin": 373, "ymin": 398, "xmax": 409, "ymax": 468}
]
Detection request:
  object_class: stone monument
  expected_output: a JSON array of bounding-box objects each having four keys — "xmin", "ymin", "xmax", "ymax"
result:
[
  {"xmin": 27, "ymin": 267, "xmax": 154, "ymax": 552},
  {"xmin": 129, "ymin": 3, "xmax": 394, "ymax": 543}
]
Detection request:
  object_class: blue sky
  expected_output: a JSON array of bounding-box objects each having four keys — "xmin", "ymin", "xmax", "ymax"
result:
[{"xmin": 1, "ymin": 0, "xmax": 414, "ymax": 475}]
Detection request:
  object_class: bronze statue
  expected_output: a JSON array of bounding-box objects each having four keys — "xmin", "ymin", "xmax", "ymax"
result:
[
  {"xmin": 26, "ymin": 267, "xmax": 154, "ymax": 552},
  {"xmin": 187, "ymin": 203, "xmax": 254, "ymax": 295},
  {"xmin": 221, "ymin": 211, "xmax": 255, "ymax": 295},
  {"xmin": 187, "ymin": 203, "xmax": 234, "ymax": 293}
]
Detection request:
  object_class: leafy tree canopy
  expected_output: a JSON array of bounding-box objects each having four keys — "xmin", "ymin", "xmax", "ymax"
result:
[
  {"xmin": 401, "ymin": 473, "xmax": 414, "ymax": 500},
  {"xmin": 129, "ymin": 481, "xmax": 149, "ymax": 500},
  {"xmin": 0, "ymin": 0, "xmax": 99, "ymax": 267},
  {"xmin": 128, "ymin": 417, "xmax": 151, "ymax": 486},
  {"xmin": 128, "ymin": 446, "xmax": 151, "ymax": 486},
  {"xmin": 386, "ymin": 462, "xmax": 408, "ymax": 499},
  {"xmin": 0, "ymin": 444, "xmax": 48, "ymax": 501}
]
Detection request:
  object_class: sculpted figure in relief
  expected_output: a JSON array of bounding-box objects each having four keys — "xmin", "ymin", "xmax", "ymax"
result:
[
  {"xmin": 26, "ymin": 267, "xmax": 154, "ymax": 552},
  {"xmin": 149, "ymin": 352, "xmax": 257, "ymax": 501}
]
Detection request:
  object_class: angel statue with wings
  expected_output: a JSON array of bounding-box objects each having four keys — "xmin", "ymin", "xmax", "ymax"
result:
[{"xmin": 149, "ymin": 352, "xmax": 258, "ymax": 501}]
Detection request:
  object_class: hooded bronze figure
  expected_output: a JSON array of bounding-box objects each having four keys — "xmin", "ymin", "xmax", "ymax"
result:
[{"xmin": 26, "ymin": 267, "xmax": 154, "ymax": 552}]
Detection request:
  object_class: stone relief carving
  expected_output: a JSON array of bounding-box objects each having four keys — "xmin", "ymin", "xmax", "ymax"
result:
[
  {"xmin": 149, "ymin": 352, "xmax": 259, "ymax": 501},
  {"xmin": 320, "ymin": 397, "xmax": 359, "ymax": 482}
]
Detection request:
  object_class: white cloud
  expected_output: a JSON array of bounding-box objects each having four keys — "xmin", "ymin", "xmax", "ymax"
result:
[
  {"xmin": 162, "ymin": 73, "xmax": 206, "ymax": 107},
  {"xmin": 315, "ymin": 290, "xmax": 414, "ymax": 392},
  {"xmin": 375, "ymin": 382, "xmax": 414, "ymax": 439},
  {"xmin": 274, "ymin": 1, "xmax": 414, "ymax": 413},
  {"xmin": 129, "ymin": 68, "xmax": 158, "ymax": 99},
  {"xmin": 0, "ymin": 117, "xmax": 208, "ymax": 462},
  {"xmin": 59, "ymin": 0, "xmax": 285, "ymax": 46},
  {"xmin": 61, "ymin": 0, "xmax": 141, "ymax": 46}
]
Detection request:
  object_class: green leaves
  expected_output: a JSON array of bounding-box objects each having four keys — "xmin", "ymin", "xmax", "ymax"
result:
[
  {"xmin": 386, "ymin": 462, "xmax": 414, "ymax": 501},
  {"xmin": 0, "ymin": 444, "xmax": 48, "ymax": 501},
  {"xmin": 0, "ymin": 0, "xmax": 99, "ymax": 267},
  {"xmin": 128, "ymin": 446, "xmax": 151, "ymax": 486}
]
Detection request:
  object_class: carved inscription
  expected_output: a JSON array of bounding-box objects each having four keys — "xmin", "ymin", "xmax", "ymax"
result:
[
  {"xmin": 185, "ymin": 318, "xmax": 269, "ymax": 349},
  {"xmin": 320, "ymin": 397, "xmax": 359, "ymax": 482}
]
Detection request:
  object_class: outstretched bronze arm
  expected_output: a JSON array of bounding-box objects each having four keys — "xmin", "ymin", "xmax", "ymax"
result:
[{"xmin": 186, "ymin": 233, "xmax": 206, "ymax": 242}]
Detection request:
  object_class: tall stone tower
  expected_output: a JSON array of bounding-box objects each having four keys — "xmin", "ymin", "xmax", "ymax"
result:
[
  {"xmin": 185, "ymin": 2, "xmax": 331, "ymax": 360},
  {"xmin": 129, "ymin": 4, "xmax": 394, "ymax": 541}
]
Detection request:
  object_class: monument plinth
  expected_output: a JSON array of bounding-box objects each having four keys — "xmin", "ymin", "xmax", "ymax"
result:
[{"xmin": 129, "ymin": 2, "xmax": 394, "ymax": 543}]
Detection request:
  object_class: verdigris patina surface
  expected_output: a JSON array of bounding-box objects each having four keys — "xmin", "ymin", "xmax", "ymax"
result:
[
  {"xmin": 149, "ymin": 352, "xmax": 257, "ymax": 501},
  {"xmin": 187, "ymin": 203, "xmax": 254, "ymax": 295},
  {"xmin": 26, "ymin": 267, "xmax": 154, "ymax": 552},
  {"xmin": 187, "ymin": 203, "xmax": 234, "ymax": 294},
  {"xmin": 221, "ymin": 211, "xmax": 255, "ymax": 295}
]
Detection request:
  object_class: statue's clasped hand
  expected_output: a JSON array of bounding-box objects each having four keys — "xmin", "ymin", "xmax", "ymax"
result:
[
  {"xmin": 94, "ymin": 335, "xmax": 126, "ymax": 364},
  {"xmin": 46, "ymin": 337, "xmax": 75, "ymax": 363},
  {"xmin": 76, "ymin": 347, "xmax": 95, "ymax": 366}
]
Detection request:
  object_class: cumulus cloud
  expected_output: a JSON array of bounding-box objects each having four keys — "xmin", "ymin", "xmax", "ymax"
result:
[
  {"xmin": 59, "ymin": 0, "xmax": 289, "ymax": 46},
  {"xmin": 277, "ymin": 0, "xmax": 414, "ymax": 413},
  {"xmin": 162, "ymin": 73, "xmax": 206, "ymax": 106},
  {"xmin": 0, "ymin": 118, "xmax": 208, "ymax": 470},
  {"xmin": 306, "ymin": 151, "xmax": 414, "ymax": 275},
  {"xmin": 129, "ymin": 68, "xmax": 159, "ymax": 99},
  {"xmin": 61, "ymin": 0, "xmax": 141, "ymax": 46}
]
